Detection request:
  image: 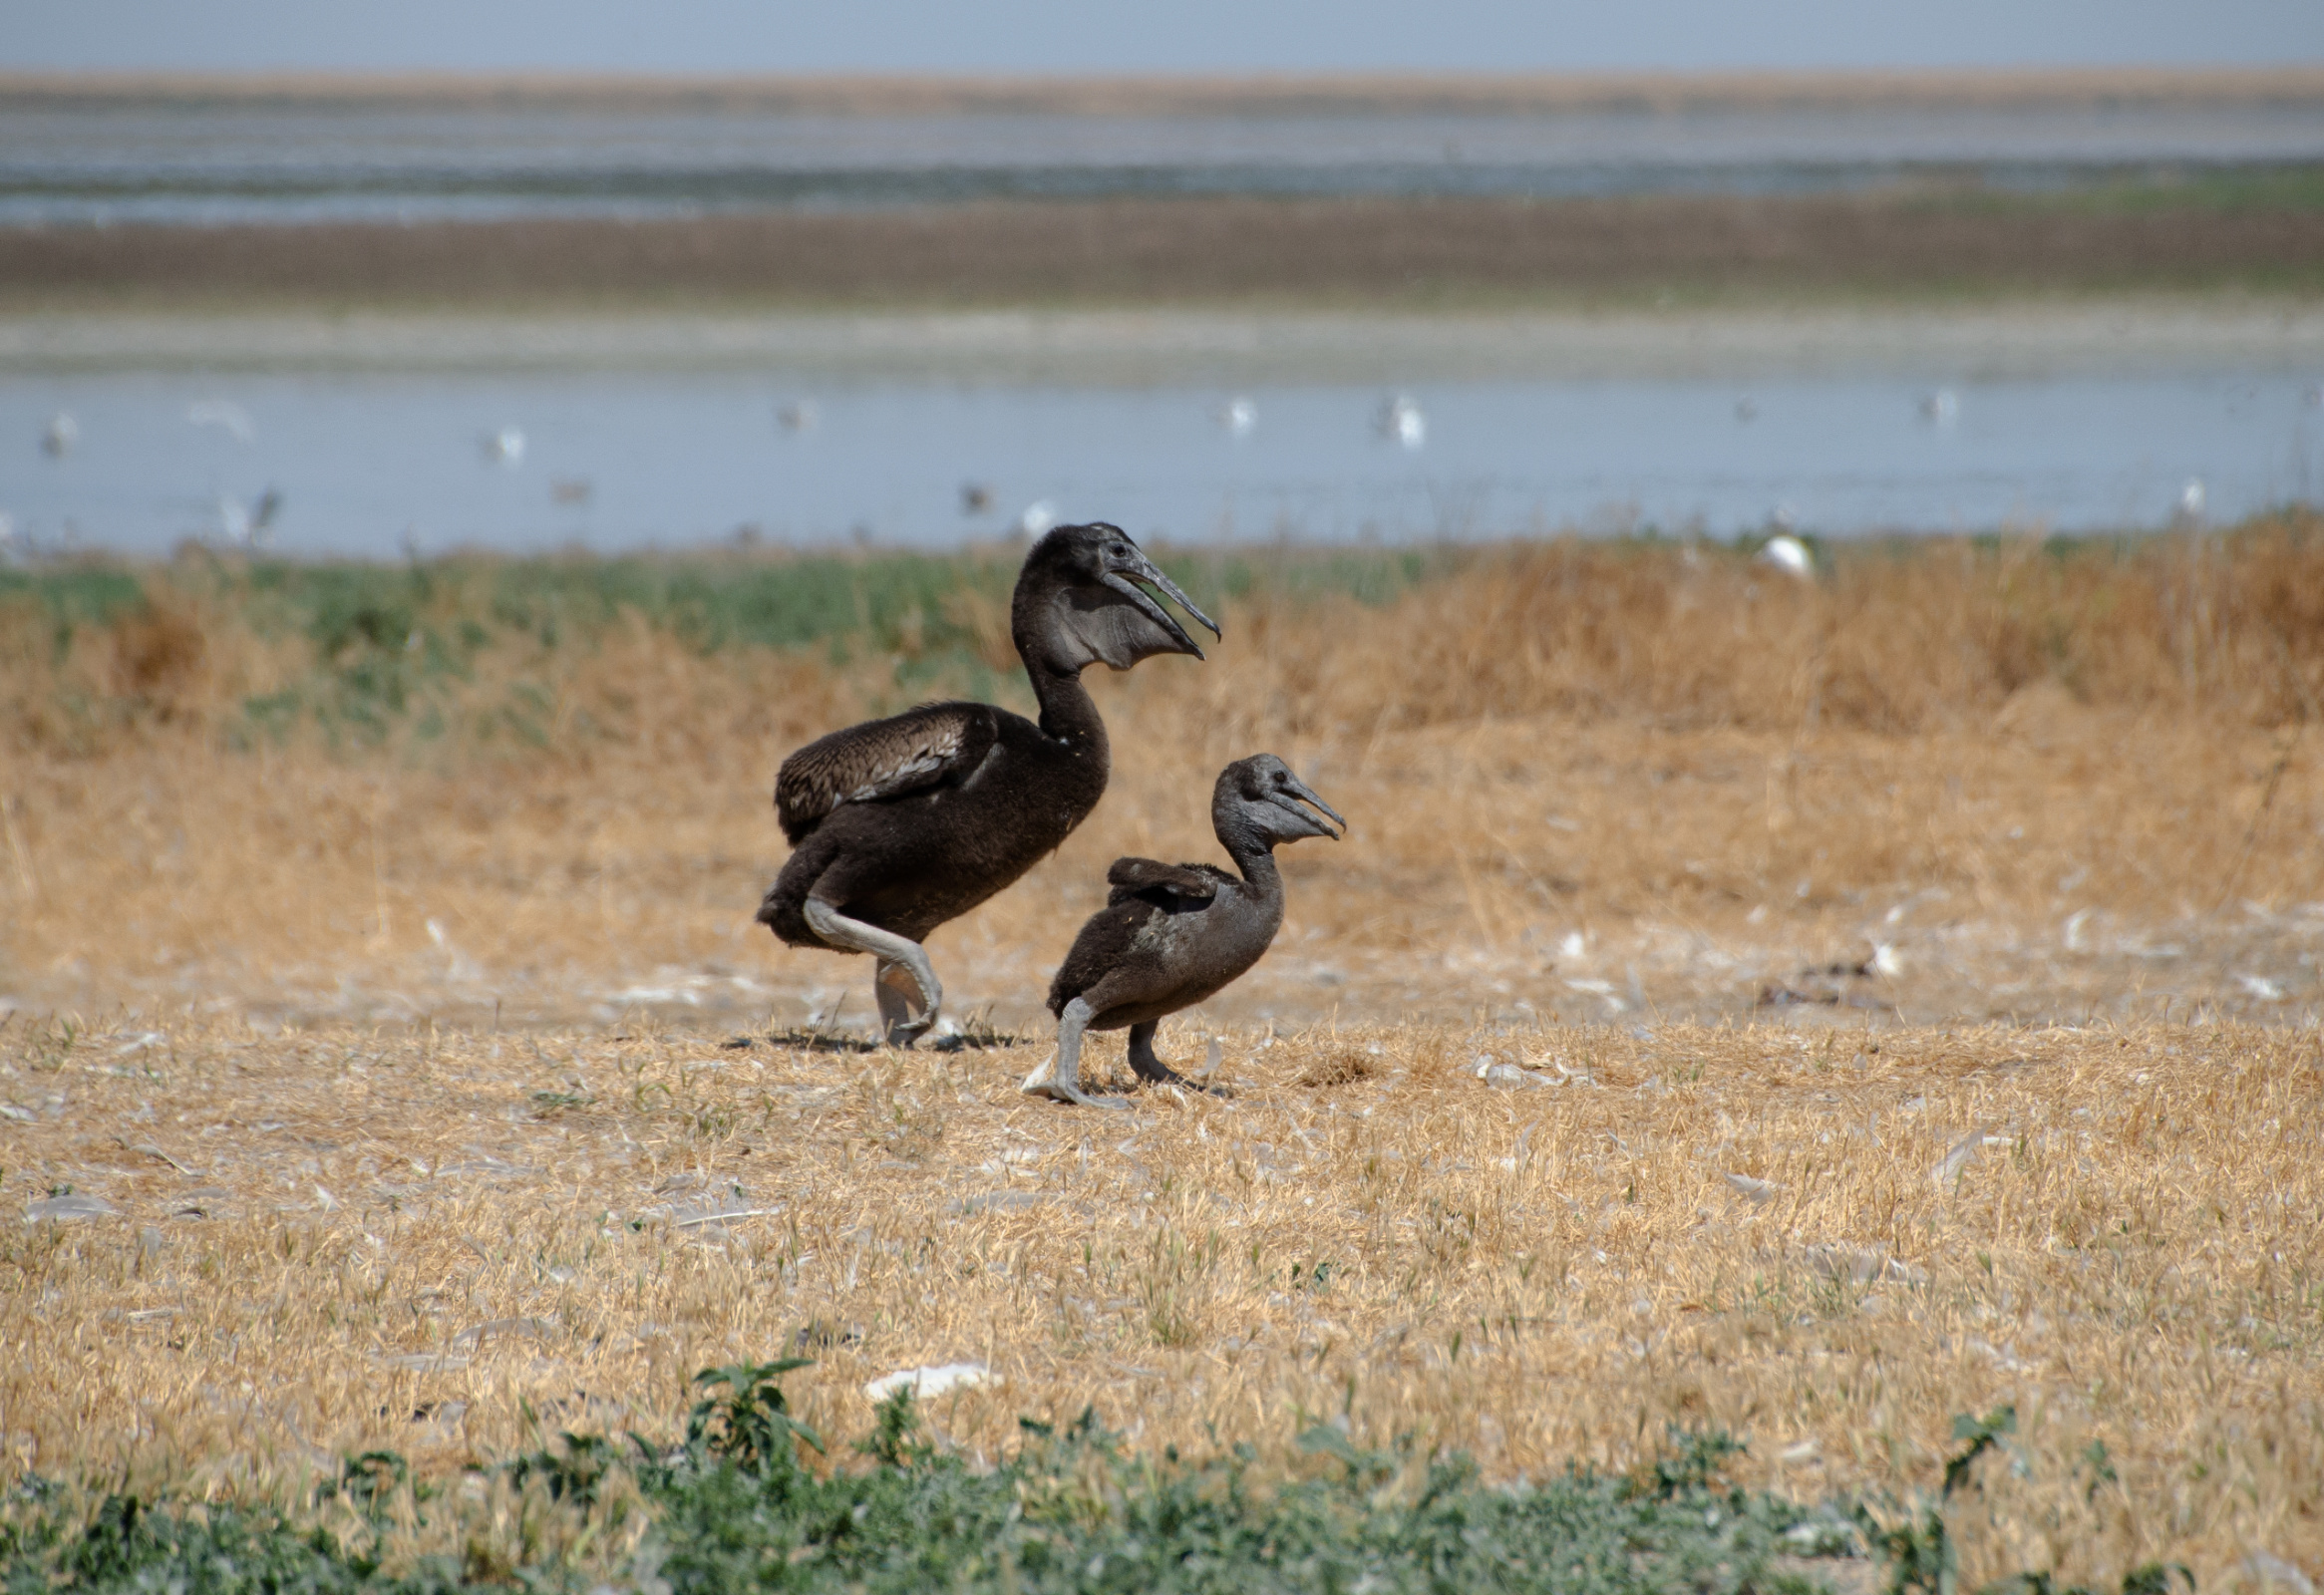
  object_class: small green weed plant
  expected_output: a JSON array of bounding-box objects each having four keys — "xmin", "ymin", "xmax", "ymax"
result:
[{"xmin": 0, "ymin": 1357, "xmax": 1843, "ymax": 1594}]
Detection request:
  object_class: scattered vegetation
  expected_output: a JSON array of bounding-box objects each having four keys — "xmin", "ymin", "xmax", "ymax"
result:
[{"xmin": 5, "ymin": 519, "xmax": 2322, "ymax": 762}]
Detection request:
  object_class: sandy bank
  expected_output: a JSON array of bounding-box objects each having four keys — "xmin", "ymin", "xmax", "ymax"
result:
[{"xmin": 9, "ymin": 300, "xmax": 2324, "ymax": 383}]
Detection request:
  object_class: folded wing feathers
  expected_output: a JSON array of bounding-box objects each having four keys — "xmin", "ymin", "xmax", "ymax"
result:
[
  {"xmin": 1105, "ymin": 857, "xmax": 1224, "ymax": 905},
  {"xmin": 776, "ymin": 704, "xmax": 987, "ymax": 843},
  {"xmin": 843, "ymin": 743, "xmax": 951, "ymax": 803}
]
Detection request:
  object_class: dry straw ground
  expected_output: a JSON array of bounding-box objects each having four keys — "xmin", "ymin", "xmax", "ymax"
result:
[
  {"xmin": 0, "ymin": 1018, "xmax": 2317, "ymax": 1589},
  {"xmin": 2, "ymin": 524, "xmax": 2323, "ymax": 1583},
  {"xmin": 5, "ymin": 522, "xmax": 2323, "ymax": 1033}
]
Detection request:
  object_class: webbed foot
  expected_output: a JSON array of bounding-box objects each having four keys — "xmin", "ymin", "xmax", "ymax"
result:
[
  {"xmin": 874, "ymin": 958, "xmax": 939, "ymax": 1048},
  {"xmin": 1021, "ymin": 1073, "xmax": 1134, "ymax": 1111},
  {"xmin": 1126, "ymin": 1022, "xmax": 1227, "ymax": 1093},
  {"xmin": 1020, "ymin": 999, "xmax": 1131, "ymax": 1109}
]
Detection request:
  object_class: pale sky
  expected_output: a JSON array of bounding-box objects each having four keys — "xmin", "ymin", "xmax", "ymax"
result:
[{"xmin": 6, "ymin": 0, "xmax": 2321, "ymax": 76}]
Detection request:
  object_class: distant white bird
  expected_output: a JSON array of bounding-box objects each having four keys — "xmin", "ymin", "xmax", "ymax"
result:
[
  {"xmin": 2178, "ymin": 478, "xmax": 2207, "ymax": 521},
  {"xmin": 186, "ymin": 400, "xmax": 255, "ymax": 442},
  {"xmin": 1757, "ymin": 533, "xmax": 1814, "ymax": 579},
  {"xmin": 776, "ymin": 400, "xmax": 819, "ymax": 433},
  {"xmin": 483, "ymin": 426, "xmax": 525, "ymax": 465},
  {"xmin": 1219, "ymin": 396, "xmax": 1257, "ymax": 439},
  {"xmin": 217, "ymin": 486, "xmax": 283, "ymax": 547},
  {"xmin": 40, "ymin": 413, "xmax": 79, "ymax": 458},
  {"xmin": 1376, "ymin": 394, "xmax": 1426, "ymax": 450},
  {"xmin": 1919, "ymin": 388, "xmax": 1960, "ymax": 427},
  {"xmin": 1016, "ymin": 499, "xmax": 1059, "ymax": 538}
]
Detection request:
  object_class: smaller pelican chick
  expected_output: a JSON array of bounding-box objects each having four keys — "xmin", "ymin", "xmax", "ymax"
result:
[{"xmin": 1023, "ymin": 754, "xmax": 1344, "ymax": 1109}]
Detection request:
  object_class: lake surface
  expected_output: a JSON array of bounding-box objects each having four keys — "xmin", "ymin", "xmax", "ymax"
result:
[
  {"xmin": 5, "ymin": 364, "xmax": 2317, "ymax": 557},
  {"xmin": 7, "ymin": 99, "xmax": 2324, "ymax": 225}
]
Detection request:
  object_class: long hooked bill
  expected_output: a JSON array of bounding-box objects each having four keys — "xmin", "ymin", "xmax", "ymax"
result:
[
  {"xmin": 1110, "ymin": 550, "xmax": 1221, "ymax": 641},
  {"xmin": 1279, "ymin": 775, "xmax": 1347, "ymax": 838}
]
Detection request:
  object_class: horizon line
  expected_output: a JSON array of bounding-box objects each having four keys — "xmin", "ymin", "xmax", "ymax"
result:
[{"xmin": 7, "ymin": 64, "xmax": 2324, "ymax": 113}]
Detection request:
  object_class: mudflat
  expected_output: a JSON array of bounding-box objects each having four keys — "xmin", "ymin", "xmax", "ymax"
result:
[{"xmin": 8, "ymin": 191, "xmax": 2324, "ymax": 313}]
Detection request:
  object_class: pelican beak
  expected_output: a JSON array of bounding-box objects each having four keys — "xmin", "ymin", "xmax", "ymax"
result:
[
  {"xmin": 1275, "ymin": 775, "xmax": 1346, "ymax": 840},
  {"xmin": 1105, "ymin": 545, "xmax": 1221, "ymax": 646},
  {"xmin": 1097, "ymin": 572, "xmax": 1200, "ymax": 659}
]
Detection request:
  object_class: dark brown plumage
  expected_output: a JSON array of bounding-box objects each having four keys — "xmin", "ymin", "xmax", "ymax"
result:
[
  {"xmin": 756, "ymin": 523, "xmax": 1219, "ymax": 1046},
  {"xmin": 775, "ymin": 703, "xmax": 997, "ymax": 847},
  {"xmin": 1023, "ymin": 754, "xmax": 1345, "ymax": 1108}
]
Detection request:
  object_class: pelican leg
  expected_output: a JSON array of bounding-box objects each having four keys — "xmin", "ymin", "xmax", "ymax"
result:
[
  {"xmin": 873, "ymin": 958, "xmax": 935, "ymax": 1043},
  {"xmin": 1022, "ymin": 998, "xmax": 1130, "ymax": 1110},
  {"xmin": 1126, "ymin": 1022, "xmax": 1192, "ymax": 1088},
  {"xmin": 803, "ymin": 899, "xmax": 941, "ymax": 1046}
]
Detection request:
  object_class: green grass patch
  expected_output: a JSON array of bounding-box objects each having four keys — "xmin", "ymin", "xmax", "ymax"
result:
[
  {"xmin": 0, "ymin": 1361, "xmax": 1854, "ymax": 1595},
  {"xmin": 0, "ymin": 542, "xmax": 1463, "ymax": 748},
  {"xmin": 5, "ymin": 543, "xmax": 1457, "ymax": 662},
  {"xmin": 0, "ymin": 1362, "xmax": 2206, "ymax": 1595},
  {"xmin": 1943, "ymin": 160, "xmax": 2324, "ymax": 217}
]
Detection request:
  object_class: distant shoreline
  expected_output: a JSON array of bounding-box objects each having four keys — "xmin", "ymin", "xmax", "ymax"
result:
[
  {"xmin": 11, "ymin": 302, "xmax": 2324, "ymax": 383},
  {"xmin": 6, "ymin": 65, "xmax": 2324, "ymax": 115},
  {"xmin": 5, "ymin": 191, "xmax": 2320, "ymax": 313}
]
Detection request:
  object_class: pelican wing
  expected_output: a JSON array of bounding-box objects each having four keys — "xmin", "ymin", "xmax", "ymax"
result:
[
  {"xmin": 775, "ymin": 701, "xmax": 1000, "ymax": 844},
  {"xmin": 1105, "ymin": 857, "xmax": 1228, "ymax": 907}
]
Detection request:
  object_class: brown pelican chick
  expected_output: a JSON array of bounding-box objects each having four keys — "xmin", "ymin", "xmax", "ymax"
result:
[
  {"xmin": 758, "ymin": 523, "xmax": 1218, "ymax": 1047},
  {"xmin": 1023, "ymin": 754, "xmax": 1344, "ymax": 1108}
]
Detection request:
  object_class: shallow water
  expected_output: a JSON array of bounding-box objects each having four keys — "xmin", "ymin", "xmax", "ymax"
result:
[
  {"xmin": 4, "ymin": 366, "xmax": 2319, "ymax": 556},
  {"xmin": 7, "ymin": 100, "xmax": 2324, "ymax": 224}
]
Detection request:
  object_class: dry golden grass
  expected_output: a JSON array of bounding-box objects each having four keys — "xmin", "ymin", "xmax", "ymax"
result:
[
  {"xmin": 4, "ymin": 527, "xmax": 2324, "ymax": 1577},
  {"xmin": 0, "ymin": 1015, "xmax": 2317, "ymax": 1589},
  {"xmin": 4, "ymin": 525, "xmax": 2323, "ymax": 1032}
]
